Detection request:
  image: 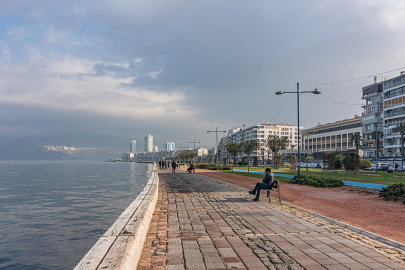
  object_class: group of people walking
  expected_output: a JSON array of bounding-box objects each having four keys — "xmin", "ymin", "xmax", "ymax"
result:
[{"xmin": 158, "ymin": 160, "xmax": 178, "ymax": 173}]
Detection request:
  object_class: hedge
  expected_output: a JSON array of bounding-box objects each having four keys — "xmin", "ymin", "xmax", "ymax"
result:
[
  {"xmin": 290, "ymin": 175, "xmax": 344, "ymax": 188},
  {"xmin": 195, "ymin": 163, "xmax": 231, "ymax": 170}
]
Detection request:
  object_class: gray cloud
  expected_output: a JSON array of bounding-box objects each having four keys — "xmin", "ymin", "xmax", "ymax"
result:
[{"xmin": 1, "ymin": 0, "xmax": 405, "ymax": 148}]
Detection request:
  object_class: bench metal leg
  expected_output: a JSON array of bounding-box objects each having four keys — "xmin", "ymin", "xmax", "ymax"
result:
[{"xmin": 267, "ymin": 191, "xmax": 271, "ymax": 203}]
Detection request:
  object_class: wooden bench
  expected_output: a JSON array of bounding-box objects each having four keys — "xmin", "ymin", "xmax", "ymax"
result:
[{"xmin": 262, "ymin": 180, "xmax": 281, "ymax": 203}]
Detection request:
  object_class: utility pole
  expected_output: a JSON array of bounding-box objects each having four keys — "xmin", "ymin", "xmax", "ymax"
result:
[
  {"xmin": 188, "ymin": 140, "xmax": 201, "ymax": 165},
  {"xmin": 207, "ymin": 127, "xmax": 227, "ymax": 170}
]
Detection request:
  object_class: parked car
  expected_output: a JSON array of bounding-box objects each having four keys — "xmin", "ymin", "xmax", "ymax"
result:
[
  {"xmin": 377, "ymin": 163, "xmax": 390, "ymax": 171},
  {"xmin": 387, "ymin": 164, "xmax": 404, "ymax": 173},
  {"xmin": 363, "ymin": 166, "xmax": 374, "ymax": 171}
]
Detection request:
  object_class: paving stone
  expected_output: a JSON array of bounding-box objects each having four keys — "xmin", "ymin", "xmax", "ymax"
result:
[{"xmin": 137, "ymin": 171, "xmax": 405, "ymax": 270}]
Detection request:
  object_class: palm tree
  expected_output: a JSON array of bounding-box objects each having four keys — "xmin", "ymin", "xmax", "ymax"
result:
[
  {"xmin": 266, "ymin": 135, "xmax": 290, "ymax": 166},
  {"xmin": 241, "ymin": 140, "xmax": 258, "ymax": 172},
  {"xmin": 261, "ymin": 147, "xmax": 266, "ymax": 165},
  {"xmin": 225, "ymin": 142, "xmax": 241, "ymax": 165},
  {"xmin": 349, "ymin": 133, "xmax": 362, "ymax": 155},
  {"xmin": 371, "ymin": 130, "xmax": 384, "ymax": 174},
  {"xmin": 394, "ymin": 122, "xmax": 405, "ymax": 168}
]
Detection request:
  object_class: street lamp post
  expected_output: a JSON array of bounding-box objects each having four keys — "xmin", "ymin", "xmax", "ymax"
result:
[
  {"xmin": 188, "ymin": 140, "xmax": 201, "ymax": 165},
  {"xmin": 207, "ymin": 127, "xmax": 226, "ymax": 170},
  {"xmin": 275, "ymin": 82, "xmax": 321, "ymax": 177}
]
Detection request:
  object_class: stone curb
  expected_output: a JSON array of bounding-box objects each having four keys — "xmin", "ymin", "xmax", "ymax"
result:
[
  {"xmin": 307, "ymin": 210, "xmax": 405, "ymax": 251},
  {"xmin": 198, "ymin": 173, "xmax": 405, "ymax": 252},
  {"xmin": 74, "ymin": 163, "xmax": 159, "ymax": 270}
]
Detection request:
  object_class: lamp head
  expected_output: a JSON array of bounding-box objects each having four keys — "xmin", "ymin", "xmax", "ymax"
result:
[
  {"xmin": 313, "ymin": 89, "xmax": 321, "ymax": 94},
  {"xmin": 275, "ymin": 91, "xmax": 284, "ymax": 95},
  {"xmin": 207, "ymin": 131, "xmax": 210, "ymax": 133}
]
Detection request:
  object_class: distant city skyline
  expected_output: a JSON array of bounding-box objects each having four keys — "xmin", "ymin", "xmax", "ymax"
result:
[{"xmin": 1, "ymin": 1, "xmax": 405, "ymax": 149}]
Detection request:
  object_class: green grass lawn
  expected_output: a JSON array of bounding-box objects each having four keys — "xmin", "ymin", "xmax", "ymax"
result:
[{"xmin": 224, "ymin": 166, "xmax": 405, "ymax": 185}]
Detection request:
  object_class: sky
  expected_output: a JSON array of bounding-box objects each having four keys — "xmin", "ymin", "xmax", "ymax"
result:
[{"xmin": 1, "ymin": 0, "xmax": 405, "ymax": 149}]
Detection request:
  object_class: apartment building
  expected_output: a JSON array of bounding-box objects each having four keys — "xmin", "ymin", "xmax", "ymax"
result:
[
  {"xmin": 361, "ymin": 77, "xmax": 385, "ymax": 158},
  {"xmin": 383, "ymin": 72, "xmax": 405, "ymax": 156},
  {"xmin": 361, "ymin": 72, "xmax": 405, "ymax": 158},
  {"xmin": 218, "ymin": 123, "xmax": 302, "ymax": 164},
  {"xmin": 302, "ymin": 116, "xmax": 362, "ymax": 156}
]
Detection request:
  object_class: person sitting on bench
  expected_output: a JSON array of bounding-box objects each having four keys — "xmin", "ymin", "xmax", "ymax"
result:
[
  {"xmin": 249, "ymin": 168, "xmax": 274, "ymax": 201},
  {"xmin": 187, "ymin": 164, "xmax": 195, "ymax": 173}
]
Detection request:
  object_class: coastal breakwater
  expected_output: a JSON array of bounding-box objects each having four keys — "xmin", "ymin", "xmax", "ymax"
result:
[{"xmin": 75, "ymin": 163, "xmax": 158, "ymax": 270}]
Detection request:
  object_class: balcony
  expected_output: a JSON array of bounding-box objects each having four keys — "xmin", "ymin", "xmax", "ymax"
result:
[{"xmin": 361, "ymin": 118, "xmax": 383, "ymax": 125}]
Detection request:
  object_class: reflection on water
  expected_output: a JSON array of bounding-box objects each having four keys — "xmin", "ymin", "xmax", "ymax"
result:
[{"xmin": 0, "ymin": 161, "xmax": 153, "ymax": 270}]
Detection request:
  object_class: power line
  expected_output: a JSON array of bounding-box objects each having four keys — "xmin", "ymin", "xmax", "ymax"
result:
[
  {"xmin": 269, "ymin": 94, "xmax": 295, "ymax": 123},
  {"xmin": 302, "ymin": 65, "xmax": 405, "ymax": 86},
  {"xmin": 327, "ymin": 76, "xmax": 371, "ymax": 89},
  {"xmin": 257, "ymin": 88, "xmax": 293, "ymax": 123},
  {"xmin": 303, "ymin": 93, "xmax": 362, "ymax": 106}
]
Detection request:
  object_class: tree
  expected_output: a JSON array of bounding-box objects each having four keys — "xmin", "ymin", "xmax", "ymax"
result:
[
  {"xmin": 344, "ymin": 153, "xmax": 360, "ymax": 171},
  {"xmin": 241, "ymin": 140, "xmax": 258, "ymax": 172},
  {"xmin": 225, "ymin": 142, "xmax": 241, "ymax": 165},
  {"xmin": 323, "ymin": 151, "xmax": 340, "ymax": 170},
  {"xmin": 266, "ymin": 135, "xmax": 290, "ymax": 166},
  {"xmin": 394, "ymin": 122, "xmax": 405, "ymax": 168},
  {"xmin": 350, "ymin": 133, "xmax": 362, "ymax": 155},
  {"xmin": 371, "ymin": 130, "xmax": 384, "ymax": 157}
]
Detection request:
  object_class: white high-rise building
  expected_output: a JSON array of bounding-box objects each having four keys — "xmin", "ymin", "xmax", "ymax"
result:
[
  {"xmin": 144, "ymin": 134, "xmax": 153, "ymax": 152},
  {"xmin": 163, "ymin": 142, "xmax": 176, "ymax": 151},
  {"xmin": 153, "ymin": 146, "xmax": 158, "ymax": 152},
  {"xmin": 130, "ymin": 140, "xmax": 136, "ymax": 153}
]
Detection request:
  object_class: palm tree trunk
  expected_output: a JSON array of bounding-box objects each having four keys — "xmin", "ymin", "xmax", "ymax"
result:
[{"xmin": 401, "ymin": 132, "xmax": 404, "ymax": 171}]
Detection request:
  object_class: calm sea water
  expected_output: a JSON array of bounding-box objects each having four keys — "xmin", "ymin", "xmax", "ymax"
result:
[{"xmin": 0, "ymin": 161, "xmax": 153, "ymax": 270}]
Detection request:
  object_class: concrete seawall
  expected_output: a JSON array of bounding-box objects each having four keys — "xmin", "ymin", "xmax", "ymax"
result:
[{"xmin": 75, "ymin": 163, "xmax": 159, "ymax": 270}]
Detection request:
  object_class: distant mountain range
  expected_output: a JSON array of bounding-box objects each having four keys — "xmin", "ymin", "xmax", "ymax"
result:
[
  {"xmin": 39, "ymin": 131, "xmax": 132, "ymax": 148},
  {"xmin": 0, "ymin": 132, "xmax": 132, "ymax": 160}
]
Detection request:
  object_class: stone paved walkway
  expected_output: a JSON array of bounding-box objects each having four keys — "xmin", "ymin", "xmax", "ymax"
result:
[{"xmin": 138, "ymin": 170, "xmax": 405, "ymax": 270}]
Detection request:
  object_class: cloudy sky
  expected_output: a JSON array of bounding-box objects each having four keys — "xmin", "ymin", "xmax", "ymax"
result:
[{"xmin": 1, "ymin": 0, "xmax": 405, "ymax": 149}]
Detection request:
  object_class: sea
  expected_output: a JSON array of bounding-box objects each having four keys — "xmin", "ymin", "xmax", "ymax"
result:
[{"xmin": 0, "ymin": 161, "xmax": 154, "ymax": 270}]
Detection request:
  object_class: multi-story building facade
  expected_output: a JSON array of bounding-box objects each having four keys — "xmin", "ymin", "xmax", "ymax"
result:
[
  {"xmin": 361, "ymin": 73, "xmax": 405, "ymax": 158},
  {"xmin": 382, "ymin": 72, "xmax": 405, "ymax": 156},
  {"xmin": 130, "ymin": 140, "xmax": 136, "ymax": 153},
  {"xmin": 144, "ymin": 134, "xmax": 153, "ymax": 152},
  {"xmin": 218, "ymin": 123, "xmax": 302, "ymax": 164},
  {"xmin": 302, "ymin": 116, "xmax": 362, "ymax": 156},
  {"xmin": 163, "ymin": 142, "xmax": 176, "ymax": 151},
  {"xmin": 197, "ymin": 147, "xmax": 208, "ymax": 157},
  {"xmin": 153, "ymin": 145, "xmax": 158, "ymax": 152},
  {"xmin": 361, "ymin": 76, "xmax": 385, "ymax": 158}
]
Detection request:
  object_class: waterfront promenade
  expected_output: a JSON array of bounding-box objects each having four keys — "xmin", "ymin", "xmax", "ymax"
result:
[{"xmin": 138, "ymin": 169, "xmax": 405, "ymax": 270}]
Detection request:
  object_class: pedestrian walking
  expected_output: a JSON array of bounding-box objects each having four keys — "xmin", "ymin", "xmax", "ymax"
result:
[{"xmin": 172, "ymin": 160, "xmax": 177, "ymax": 173}]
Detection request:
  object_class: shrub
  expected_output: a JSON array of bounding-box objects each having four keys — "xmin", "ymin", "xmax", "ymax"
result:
[
  {"xmin": 195, "ymin": 163, "xmax": 231, "ymax": 170},
  {"xmin": 360, "ymin": 159, "xmax": 372, "ymax": 169},
  {"xmin": 290, "ymin": 175, "xmax": 344, "ymax": 188},
  {"xmin": 379, "ymin": 183, "xmax": 405, "ymax": 204}
]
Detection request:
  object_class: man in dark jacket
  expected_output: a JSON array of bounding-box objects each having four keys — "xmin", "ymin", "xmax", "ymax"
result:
[
  {"xmin": 249, "ymin": 168, "xmax": 274, "ymax": 201},
  {"xmin": 171, "ymin": 160, "xmax": 177, "ymax": 173}
]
